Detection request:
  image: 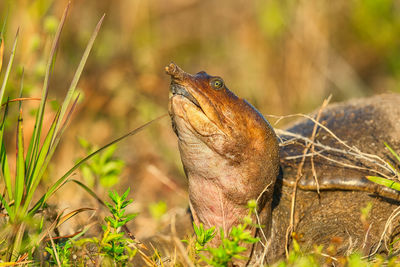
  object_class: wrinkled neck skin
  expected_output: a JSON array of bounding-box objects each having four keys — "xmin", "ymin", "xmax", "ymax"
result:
[
  {"xmin": 172, "ymin": 100, "xmax": 276, "ymax": 249},
  {"xmin": 181, "ymin": 130, "xmax": 263, "ymax": 234},
  {"xmin": 166, "ymin": 63, "xmax": 280, "ymax": 261}
]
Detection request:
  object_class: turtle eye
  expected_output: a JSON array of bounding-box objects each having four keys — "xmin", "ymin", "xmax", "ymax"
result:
[{"xmin": 210, "ymin": 78, "xmax": 224, "ymax": 90}]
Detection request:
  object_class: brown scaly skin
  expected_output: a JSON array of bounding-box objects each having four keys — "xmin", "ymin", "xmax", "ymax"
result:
[{"xmin": 166, "ymin": 62, "xmax": 400, "ymax": 265}]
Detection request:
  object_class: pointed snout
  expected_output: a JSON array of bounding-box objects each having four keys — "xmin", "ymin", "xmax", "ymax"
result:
[{"xmin": 165, "ymin": 62, "xmax": 189, "ymax": 82}]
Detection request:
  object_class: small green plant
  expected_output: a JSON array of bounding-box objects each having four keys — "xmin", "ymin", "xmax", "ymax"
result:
[
  {"xmin": 203, "ymin": 225, "xmax": 260, "ymax": 266},
  {"xmin": 192, "ymin": 200, "xmax": 260, "ymax": 266},
  {"xmin": 45, "ymin": 239, "xmax": 73, "ymax": 266},
  {"xmin": 101, "ymin": 188, "xmax": 138, "ymax": 264},
  {"xmin": 193, "ymin": 222, "xmax": 216, "ymax": 252},
  {"xmin": 77, "ymin": 137, "xmax": 125, "ymax": 189},
  {"xmin": 78, "ymin": 188, "xmax": 137, "ymax": 266},
  {"xmin": 367, "ymin": 142, "xmax": 400, "ymax": 190}
]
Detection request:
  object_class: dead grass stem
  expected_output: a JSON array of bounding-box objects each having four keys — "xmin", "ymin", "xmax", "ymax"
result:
[{"xmin": 284, "ymin": 96, "xmax": 331, "ymax": 257}]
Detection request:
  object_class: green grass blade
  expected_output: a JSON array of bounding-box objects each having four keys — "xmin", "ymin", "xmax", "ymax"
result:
[
  {"xmin": 0, "ymin": 101, "xmax": 13, "ymax": 202},
  {"xmin": 28, "ymin": 178, "xmax": 69, "ymax": 217},
  {"xmin": 366, "ymin": 176, "xmax": 400, "ymax": 191},
  {"xmin": 71, "ymin": 179, "xmax": 106, "ymax": 207},
  {"xmin": 0, "ymin": 192, "xmax": 12, "ymax": 219},
  {"xmin": 29, "ymin": 115, "xmax": 166, "ymax": 215},
  {"xmin": 0, "ymin": 28, "xmax": 18, "ymax": 107},
  {"xmin": 51, "ymin": 14, "xmax": 105, "ymax": 147},
  {"xmin": 26, "ymin": 93, "xmax": 79, "ymax": 202},
  {"xmin": 55, "ymin": 207, "xmax": 95, "ymax": 229},
  {"xmin": 0, "ymin": 13, "xmax": 8, "ymax": 76},
  {"xmin": 25, "ymin": 110, "xmax": 60, "ymax": 190},
  {"xmin": 14, "ymin": 109, "xmax": 25, "ymax": 214},
  {"xmin": 26, "ymin": 95, "xmax": 78, "ymax": 216},
  {"xmin": 45, "ymin": 94, "xmax": 79, "ymax": 160},
  {"xmin": 22, "ymin": 111, "xmax": 60, "ymax": 215},
  {"xmin": 13, "ymin": 70, "xmax": 25, "ymax": 214},
  {"xmin": 26, "ymin": 3, "xmax": 70, "ymax": 179},
  {"xmin": 0, "ymin": 143, "xmax": 12, "ymax": 201},
  {"xmin": 0, "ymin": 31, "xmax": 4, "ymax": 73},
  {"xmin": 384, "ymin": 142, "xmax": 400, "ymax": 164},
  {"xmin": 0, "ymin": 5, "xmax": 8, "ymax": 74}
]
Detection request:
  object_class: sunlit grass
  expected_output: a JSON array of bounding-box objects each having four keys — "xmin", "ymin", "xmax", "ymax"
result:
[
  {"xmin": 0, "ymin": 5, "xmax": 166, "ymax": 264},
  {"xmin": 0, "ymin": 3, "xmax": 104, "ymax": 262}
]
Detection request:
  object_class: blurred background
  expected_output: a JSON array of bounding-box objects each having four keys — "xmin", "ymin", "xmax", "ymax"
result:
[{"xmin": 0, "ymin": 0, "xmax": 399, "ymax": 239}]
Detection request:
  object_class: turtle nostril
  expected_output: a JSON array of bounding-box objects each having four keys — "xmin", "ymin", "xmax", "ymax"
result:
[
  {"xmin": 165, "ymin": 62, "xmax": 187, "ymax": 81},
  {"xmin": 165, "ymin": 62, "xmax": 177, "ymax": 76}
]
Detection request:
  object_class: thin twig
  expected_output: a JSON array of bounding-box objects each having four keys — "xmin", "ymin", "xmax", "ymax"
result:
[
  {"xmin": 319, "ymin": 252, "xmax": 338, "ymax": 262},
  {"xmin": 254, "ymin": 182, "xmax": 273, "ymax": 266},
  {"xmin": 269, "ymin": 113, "xmax": 397, "ymax": 176},
  {"xmin": 310, "ymin": 96, "xmax": 332, "ymax": 195},
  {"xmin": 316, "ymin": 153, "xmax": 390, "ymax": 179},
  {"xmin": 367, "ymin": 205, "xmax": 400, "ymax": 258},
  {"xmin": 361, "ymin": 223, "xmax": 373, "ymax": 252},
  {"xmin": 1, "ymin": 97, "xmax": 41, "ymax": 106},
  {"xmin": 170, "ymin": 214, "xmax": 196, "ymax": 267},
  {"xmin": 136, "ymin": 248, "xmax": 158, "ymax": 267},
  {"xmin": 284, "ymin": 96, "xmax": 330, "ymax": 258},
  {"xmin": 255, "ymin": 181, "xmax": 273, "ymax": 249},
  {"xmin": 275, "ymin": 129, "xmax": 397, "ymax": 179},
  {"xmin": 47, "ymin": 229, "xmax": 61, "ymax": 267}
]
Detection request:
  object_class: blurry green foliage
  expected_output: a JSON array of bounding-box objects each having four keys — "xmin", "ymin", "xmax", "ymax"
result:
[
  {"xmin": 351, "ymin": 0, "xmax": 400, "ymax": 79},
  {"xmin": 148, "ymin": 200, "xmax": 167, "ymax": 221},
  {"xmin": 275, "ymin": 239, "xmax": 320, "ymax": 267},
  {"xmin": 43, "ymin": 16, "xmax": 59, "ymax": 35},
  {"xmin": 27, "ymin": 0, "xmax": 54, "ymax": 18},
  {"xmin": 360, "ymin": 202, "xmax": 373, "ymax": 223},
  {"xmin": 346, "ymin": 253, "xmax": 372, "ymax": 267},
  {"xmin": 77, "ymin": 137, "xmax": 125, "ymax": 189},
  {"xmin": 45, "ymin": 239, "xmax": 73, "ymax": 266},
  {"xmin": 256, "ymin": 0, "xmax": 290, "ymax": 39}
]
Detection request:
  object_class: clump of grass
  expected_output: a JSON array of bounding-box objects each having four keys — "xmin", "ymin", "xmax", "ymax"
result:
[
  {"xmin": 0, "ymin": 4, "xmax": 105, "ymax": 262},
  {"xmin": 1, "ymin": 3, "xmax": 164, "ymax": 264}
]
